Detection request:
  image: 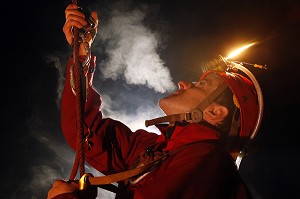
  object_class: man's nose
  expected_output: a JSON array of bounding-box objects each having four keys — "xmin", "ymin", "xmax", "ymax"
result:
[{"xmin": 178, "ymin": 81, "xmax": 193, "ymax": 89}]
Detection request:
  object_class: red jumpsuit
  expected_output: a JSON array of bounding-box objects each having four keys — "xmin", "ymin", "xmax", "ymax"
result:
[{"xmin": 57, "ymin": 56, "xmax": 251, "ymax": 199}]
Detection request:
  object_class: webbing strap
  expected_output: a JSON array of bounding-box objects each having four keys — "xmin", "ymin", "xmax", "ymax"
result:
[
  {"xmin": 229, "ymin": 107, "xmax": 240, "ymax": 137},
  {"xmin": 197, "ymin": 83, "xmax": 228, "ymax": 111},
  {"xmin": 145, "ymin": 83, "xmax": 228, "ymax": 127},
  {"xmin": 145, "ymin": 112, "xmax": 191, "ymax": 127},
  {"xmin": 89, "ymin": 162, "xmax": 155, "ymax": 185},
  {"xmin": 87, "ymin": 140, "xmax": 209, "ymax": 187}
]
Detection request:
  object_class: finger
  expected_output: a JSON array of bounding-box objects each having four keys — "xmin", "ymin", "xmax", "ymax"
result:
[
  {"xmin": 66, "ymin": 14, "xmax": 88, "ymax": 28},
  {"xmin": 62, "ymin": 22, "xmax": 76, "ymax": 45},
  {"xmin": 65, "ymin": 4, "xmax": 85, "ymax": 19},
  {"xmin": 65, "ymin": 10, "xmax": 85, "ymax": 22},
  {"xmin": 63, "ymin": 16, "xmax": 88, "ymax": 45},
  {"xmin": 90, "ymin": 11, "xmax": 99, "ymax": 27},
  {"xmin": 47, "ymin": 189, "xmax": 55, "ymax": 199},
  {"xmin": 47, "ymin": 180, "xmax": 63, "ymax": 199},
  {"xmin": 66, "ymin": 3, "xmax": 79, "ymax": 10},
  {"xmin": 52, "ymin": 179, "xmax": 66, "ymax": 188}
]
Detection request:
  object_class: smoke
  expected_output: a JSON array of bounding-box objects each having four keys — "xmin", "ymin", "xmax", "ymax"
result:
[
  {"xmin": 45, "ymin": 54, "xmax": 66, "ymax": 107},
  {"xmin": 101, "ymin": 93, "xmax": 162, "ymax": 134},
  {"xmin": 97, "ymin": 2, "xmax": 176, "ymax": 93}
]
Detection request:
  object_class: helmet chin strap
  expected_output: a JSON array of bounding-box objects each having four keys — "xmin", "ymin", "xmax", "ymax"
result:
[{"xmin": 145, "ymin": 83, "xmax": 228, "ymax": 127}]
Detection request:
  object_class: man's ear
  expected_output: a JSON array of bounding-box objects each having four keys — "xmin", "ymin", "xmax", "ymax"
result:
[{"xmin": 203, "ymin": 103, "xmax": 229, "ymax": 126}]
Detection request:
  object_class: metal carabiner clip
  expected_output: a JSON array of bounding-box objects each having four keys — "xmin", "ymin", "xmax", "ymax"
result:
[{"xmin": 77, "ymin": 7, "xmax": 96, "ymax": 28}]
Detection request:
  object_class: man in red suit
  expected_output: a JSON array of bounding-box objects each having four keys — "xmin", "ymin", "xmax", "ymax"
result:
[{"xmin": 48, "ymin": 3, "xmax": 263, "ymax": 199}]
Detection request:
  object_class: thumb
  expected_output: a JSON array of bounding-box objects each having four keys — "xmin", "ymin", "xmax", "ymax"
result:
[{"xmin": 90, "ymin": 11, "xmax": 99, "ymax": 28}]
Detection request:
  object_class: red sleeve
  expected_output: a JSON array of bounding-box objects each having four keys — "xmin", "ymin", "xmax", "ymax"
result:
[
  {"xmin": 61, "ymin": 55, "xmax": 100, "ymax": 151},
  {"xmin": 61, "ymin": 55, "xmax": 159, "ymax": 175}
]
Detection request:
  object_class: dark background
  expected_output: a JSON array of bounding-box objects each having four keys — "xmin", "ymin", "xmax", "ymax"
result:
[{"xmin": 2, "ymin": 0, "xmax": 300, "ymax": 198}]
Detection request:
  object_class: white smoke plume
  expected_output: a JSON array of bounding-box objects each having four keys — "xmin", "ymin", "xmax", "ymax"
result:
[
  {"xmin": 101, "ymin": 93, "xmax": 162, "ymax": 134},
  {"xmin": 45, "ymin": 54, "xmax": 66, "ymax": 106},
  {"xmin": 97, "ymin": 5, "xmax": 176, "ymax": 93}
]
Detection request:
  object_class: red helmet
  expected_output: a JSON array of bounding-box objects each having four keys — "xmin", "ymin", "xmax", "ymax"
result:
[{"xmin": 200, "ymin": 69, "xmax": 262, "ymax": 152}]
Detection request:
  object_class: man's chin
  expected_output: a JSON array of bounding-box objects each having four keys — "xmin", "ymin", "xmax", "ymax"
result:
[{"xmin": 158, "ymin": 99, "xmax": 170, "ymax": 115}]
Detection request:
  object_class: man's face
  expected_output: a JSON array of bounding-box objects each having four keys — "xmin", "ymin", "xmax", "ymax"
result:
[{"xmin": 159, "ymin": 74, "xmax": 225, "ymax": 116}]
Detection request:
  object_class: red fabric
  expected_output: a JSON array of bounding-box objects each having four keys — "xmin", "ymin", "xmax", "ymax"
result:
[{"xmin": 59, "ymin": 56, "xmax": 251, "ymax": 199}]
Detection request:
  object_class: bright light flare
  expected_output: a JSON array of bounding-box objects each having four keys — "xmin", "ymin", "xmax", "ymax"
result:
[{"xmin": 225, "ymin": 43, "xmax": 255, "ymax": 59}]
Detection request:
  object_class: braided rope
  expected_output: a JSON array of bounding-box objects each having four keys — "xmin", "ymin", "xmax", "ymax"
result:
[{"xmin": 69, "ymin": 0, "xmax": 85, "ymax": 180}]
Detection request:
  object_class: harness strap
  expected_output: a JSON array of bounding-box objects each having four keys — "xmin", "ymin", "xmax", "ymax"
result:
[
  {"xmin": 229, "ymin": 106, "xmax": 240, "ymax": 137},
  {"xmin": 145, "ymin": 83, "xmax": 228, "ymax": 127},
  {"xmin": 85, "ymin": 140, "xmax": 216, "ymax": 189}
]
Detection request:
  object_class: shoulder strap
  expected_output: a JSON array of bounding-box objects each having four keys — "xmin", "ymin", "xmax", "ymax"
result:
[
  {"xmin": 86, "ymin": 139, "xmax": 219, "ymax": 190},
  {"xmin": 88, "ymin": 150, "xmax": 170, "ymax": 187}
]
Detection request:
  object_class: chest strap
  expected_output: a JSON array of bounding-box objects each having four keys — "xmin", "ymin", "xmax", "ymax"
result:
[
  {"xmin": 79, "ymin": 140, "xmax": 218, "ymax": 192},
  {"xmin": 145, "ymin": 83, "xmax": 228, "ymax": 126}
]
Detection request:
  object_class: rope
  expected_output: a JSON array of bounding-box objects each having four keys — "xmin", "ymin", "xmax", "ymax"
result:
[{"xmin": 69, "ymin": 0, "xmax": 85, "ymax": 180}]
